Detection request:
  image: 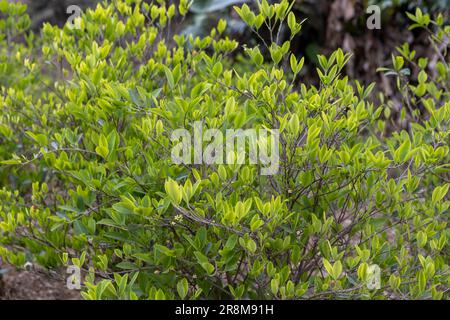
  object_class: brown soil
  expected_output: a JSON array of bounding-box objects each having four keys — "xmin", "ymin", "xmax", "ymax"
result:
[{"xmin": 0, "ymin": 263, "xmax": 81, "ymax": 300}]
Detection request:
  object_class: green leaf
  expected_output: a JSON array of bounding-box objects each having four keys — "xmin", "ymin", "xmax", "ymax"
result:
[
  {"xmin": 416, "ymin": 231, "xmax": 427, "ymax": 248},
  {"xmin": 0, "ymin": 159, "xmax": 22, "ymax": 165},
  {"xmin": 432, "ymin": 184, "xmax": 449, "ymax": 205},
  {"xmin": 332, "ymin": 261, "xmax": 343, "ymax": 280},
  {"xmin": 247, "ymin": 238, "xmax": 257, "ymax": 253},
  {"xmin": 177, "ymin": 278, "xmax": 189, "ymax": 299},
  {"xmin": 163, "ymin": 66, "xmax": 174, "ymax": 89},
  {"xmin": 165, "ymin": 178, "xmax": 182, "ymax": 205},
  {"xmin": 270, "ymin": 278, "xmax": 279, "ymax": 295},
  {"xmin": 417, "ymin": 270, "xmax": 426, "ymax": 293},
  {"xmin": 26, "ymin": 131, "xmax": 48, "ymax": 146},
  {"xmin": 155, "ymin": 244, "xmax": 175, "ymax": 257},
  {"xmin": 194, "ymin": 251, "xmax": 215, "ymax": 275},
  {"xmin": 395, "ymin": 139, "xmax": 411, "ymax": 162},
  {"xmin": 323, "ymin": 259, "xmax": 333, "ymax": 276},
  {"xmin": 112, "ymin": 203, "xmax": 134, "ymax": 215},
  {"xmin": 96, "ymin": 134, "xmax": 109, "ymax": 159},
  {"xmin": 323, "ymin": 259, "xmax": 342, "ymax": 280}
]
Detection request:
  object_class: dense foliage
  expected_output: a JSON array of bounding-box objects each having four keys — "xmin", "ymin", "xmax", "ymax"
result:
[{"xmin": 0, "ymin": 0, "xmax": 449, "ymax": 299}]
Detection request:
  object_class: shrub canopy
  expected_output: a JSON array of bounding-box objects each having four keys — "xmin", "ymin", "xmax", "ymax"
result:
[{"xmin": 0, "ymin": 0, "xmax": 449, "ymax": 299}]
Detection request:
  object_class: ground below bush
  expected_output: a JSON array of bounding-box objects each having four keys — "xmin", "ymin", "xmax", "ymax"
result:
[{"xmin": 0, "ymin": 263, "xmax": 80, "ymax": 300}]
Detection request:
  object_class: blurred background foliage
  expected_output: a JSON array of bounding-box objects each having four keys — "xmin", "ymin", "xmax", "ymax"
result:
[{"xmin": 15, "ymin": 0, "xmax": 450, "ymax": 89}]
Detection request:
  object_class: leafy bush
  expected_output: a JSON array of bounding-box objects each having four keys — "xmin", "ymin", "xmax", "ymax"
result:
[
  {"xmin": 0, "ymin": 0, "xmax": 449, "ymax": 300},
  {"xmin": 379, "ymin": 8, "xmax": 450, "ymax": 127}
]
